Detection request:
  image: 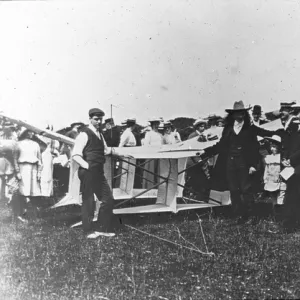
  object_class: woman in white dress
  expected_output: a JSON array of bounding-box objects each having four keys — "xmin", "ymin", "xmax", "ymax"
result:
[
  {"xmin": 142, "ymin": 118, "xmax": 163, "ymax": 189},
  {"xmin": 162, "ymin": 122, "xmax": 181, "ymax": 145},
  {"xmin": 17, "ymin": 129, "xmax": 42, "ymax": 199},
  {"xmin": 40, "ymin": 137, "xmax": 55, "ymax": 197}
]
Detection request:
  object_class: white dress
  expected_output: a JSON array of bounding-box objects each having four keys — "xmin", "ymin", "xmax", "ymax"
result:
[
  {"xmin": 41, "ymin": 144, "xmax": 54, "ymax": 197},
  {"xmin": 143, "ymin": 130, "xmax": 163, "ymax": 147},
  {"xmin": 264, "ymin": 154, "xmax": 281, "ymax": 192},
  {"xmin": 18, "ymin": 139, "xmax": 42, "ymax": 197}
]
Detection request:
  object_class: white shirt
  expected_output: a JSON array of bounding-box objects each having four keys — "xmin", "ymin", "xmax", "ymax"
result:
[
  {"xmin": 233, "ymin": 120, "xmax": 244, "ymax": 135},
  {"xmin": 162, "ymin": 132, "xmax": 181, "ymax": 145},
  {"xmin": 18, "ymin": 139, "xmax": 43, "ymax": 175},
  {"xmin": 143, "ymin": 130, "xmax": 163, "ymax": 146},
  {"xmin": 252, "ymin": 119, "xmax": 260, "ymax": 127},
  {"xmin": 119, "ymin": 128, "xmax": 136, "ymax": 147},
  {"xmin": 72, "ymin": 125, "xmax": 109, "ymax": 158}
]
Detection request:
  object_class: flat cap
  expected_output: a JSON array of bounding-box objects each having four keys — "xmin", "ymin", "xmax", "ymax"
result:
[{"xmin": 89, "ymin": 108, "xmax": 105, "ymax": 117}]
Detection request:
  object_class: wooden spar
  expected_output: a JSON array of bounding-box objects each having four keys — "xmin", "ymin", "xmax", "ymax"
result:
[{"xmin": 0, "ymin": 113, "xmax": 74, "ymax": 146}]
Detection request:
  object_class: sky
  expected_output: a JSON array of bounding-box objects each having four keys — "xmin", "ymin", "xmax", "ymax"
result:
[{"xmin": 0, "ymin": 0, "xmax": 300, "ymax": 129}]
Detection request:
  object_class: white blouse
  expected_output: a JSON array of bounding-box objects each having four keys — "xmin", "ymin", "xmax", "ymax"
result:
[
  {"xmin": 119, "ymin": 128, "xmax": 136, "ymax": 147},
  {"xmin": 18, "ymin": 139, "xmax": 42, "ymax": 166},
  {"xmin": 143, "ymin": 130, "xmax": 163, "ymax": 146}
]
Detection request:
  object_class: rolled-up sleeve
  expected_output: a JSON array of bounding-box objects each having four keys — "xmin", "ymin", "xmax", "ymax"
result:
[{"xmin": 72, "ymin": 132, "xmax": 88, "ymax": 158}]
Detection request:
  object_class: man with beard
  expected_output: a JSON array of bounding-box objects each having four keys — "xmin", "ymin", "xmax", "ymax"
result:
[{"xmin": 200, "ymin": 101, "xmax": 275, "ymax": 223}]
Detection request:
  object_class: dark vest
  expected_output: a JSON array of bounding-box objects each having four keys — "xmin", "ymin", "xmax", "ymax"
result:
[
  {"xmin": 81, "ymin": 127, "xmax": 105, "ymax": 168},
  {"xmin": 229, "ymin": 128, "xmax": 243, "ymax": 157}
]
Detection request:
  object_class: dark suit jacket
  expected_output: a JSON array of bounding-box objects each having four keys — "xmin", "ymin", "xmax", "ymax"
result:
[
  {"xmin": 103, "ymin": 126, "xmax": 120, "ymax": 147},
  {"xmin": 203, "ymin": 124, "xmax": 274, "ymax": 191}
]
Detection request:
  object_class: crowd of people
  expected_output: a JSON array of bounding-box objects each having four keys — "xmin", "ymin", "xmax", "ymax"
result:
[
  {"xmin": 0, "ymin": 121, "xmax": 59, "ymax": 222},
  {"xmin": 2, "ymin": 100, "xmax": 300, "ymax": 237}
]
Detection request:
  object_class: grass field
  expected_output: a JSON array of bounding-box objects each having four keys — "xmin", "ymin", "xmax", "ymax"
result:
[{"xmin": 1, "ymin": 198, "xmax": 300, "ymax": 300}]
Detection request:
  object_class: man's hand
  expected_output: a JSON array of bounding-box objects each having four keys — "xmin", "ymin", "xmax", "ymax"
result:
[
  {"xmin": 249, "ymin": 167, "xmax": 256, "ymax": 175},
  {"xmin": 37, "ymin": 173, "xmax": 41, "ymax": 181},
  {"xmin": 196, "ymin": 150, "xmax": 205, "ymax": 157},
  {"xmin": 83, "ymin": 162, "xmax": 89, "ymax": 170}
]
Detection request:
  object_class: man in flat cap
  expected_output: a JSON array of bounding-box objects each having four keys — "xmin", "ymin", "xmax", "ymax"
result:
[{"xmin": 72, "ymin": 108, "xmax": 127, "ymax": 239}]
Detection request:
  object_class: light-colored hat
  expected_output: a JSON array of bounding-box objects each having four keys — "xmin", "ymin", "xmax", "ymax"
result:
[
  {"xmin": 225, "ymin": 101, "xmax": 252, "ymax": 113},
  {"xmin": 163, "ymin": 121, "xmax": 172, "ymax": 127},
  {"xmin": 264, "ymin": 135, "xmax": 281, "ymax": 144},
  {"xmin": 148, "ymin": 117, "xmax": 161, "ymax": 123},
  {"xmin": 193, "ymin": 118, "xmax": 207, "ymax": 126},
  {"xmin": 292, "ymin": 103, "xmax": 300, "ymax": 109}
]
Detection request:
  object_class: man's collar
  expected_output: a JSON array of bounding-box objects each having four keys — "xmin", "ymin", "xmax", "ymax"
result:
[
  {"xmin": 234, "ymin": 120, "xmax": 244, "ymax": 126},
  {"xmin": 284, "ymin": 116, "xmax": 294, "ymax": 130},
  {"xmin": 88, "ymin": 124, "xmax": 99, "ymax": 134}
]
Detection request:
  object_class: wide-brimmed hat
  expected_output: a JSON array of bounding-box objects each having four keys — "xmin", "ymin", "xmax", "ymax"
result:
[
  {"xmin": 225, "ymin": 101, "xmax": 252, "ymax": 113},
  {"xmin": 280, "ymin": 102, "xmax": 296, "ymax": 112},
  {"xmin": 148, "ymin": 117, "xmax": 161, "ymax": 123},
  {"xmin": 126, "ymin": 118, "xmax": 136, "ymax": 125},
  {"xmin": 193, "ymin": 118, "xmax": 207, "ymax": 126},
  {"xmin": 292, "ymin": 103, "xmax": 300, "ymax": 109},
  {"xmin": 70, "ymin": 122, "xmax": 84, "ymax": 128},
  {"xmin": 264, "ymin": 135, "xmax": 281, "ymax": 144}
]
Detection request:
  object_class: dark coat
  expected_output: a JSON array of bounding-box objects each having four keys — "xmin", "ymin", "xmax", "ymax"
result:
[
  {"xmin": 203, "ymin": 124, "xmax": 274, "ymax": 191},
  {"xmin": 275, "ymin": 118, "xmax": 300, "ymax": 173},
  {"xmin": 103, "ymin": 126, "xmax": 120, "ymax": 147}
]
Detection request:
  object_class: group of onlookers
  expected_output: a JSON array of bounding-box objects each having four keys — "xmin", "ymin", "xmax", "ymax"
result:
[
  {"xmin": 4, "ymin": 99, "xmax": 300, "ymax": 235},
  {"xmin": 0, "ymin": 120, "xmax": 58, "ymax": 223}
]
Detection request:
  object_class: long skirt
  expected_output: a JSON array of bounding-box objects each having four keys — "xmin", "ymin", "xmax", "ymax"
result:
[
  {"xmin": 41, "ymin": 149, "xmax": 54, "ymax": 197},
  {"xmin": 19, "ymin": 163, "xmax": 41, "ymax": 197}
]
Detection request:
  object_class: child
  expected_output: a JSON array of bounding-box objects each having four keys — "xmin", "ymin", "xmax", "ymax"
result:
[{"xmin": 263, "ymin": 135, "xmax": 282, "ymax": 205}]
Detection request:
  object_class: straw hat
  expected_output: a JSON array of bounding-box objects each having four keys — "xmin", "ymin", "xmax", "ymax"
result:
[
  {"xmin": 148, "ymin": 117, "xmax": 161, "ymax": 123},
  {"xmin": 193, "ymin": 118, "xmax": 207, "ymax": 126},
  {"xmin": 264, "ymin": 135, "xmax": 281, "ymax": 144}
]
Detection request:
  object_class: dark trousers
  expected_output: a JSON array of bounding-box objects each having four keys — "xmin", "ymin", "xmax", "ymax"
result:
[
  {"xmin": 283, "ymin": 174, "xmax": 300, "ymax": 229},
  {"xmin": 11, "ymin": 194, "xmax": 26, "ymax": 217},
  {"xmin": 78, "ymin": 166, "xmax": 114, "ymax": 233},
  {"xmin": 226, "ymin": 154, "xmax": 254, "ymax": 218}
]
